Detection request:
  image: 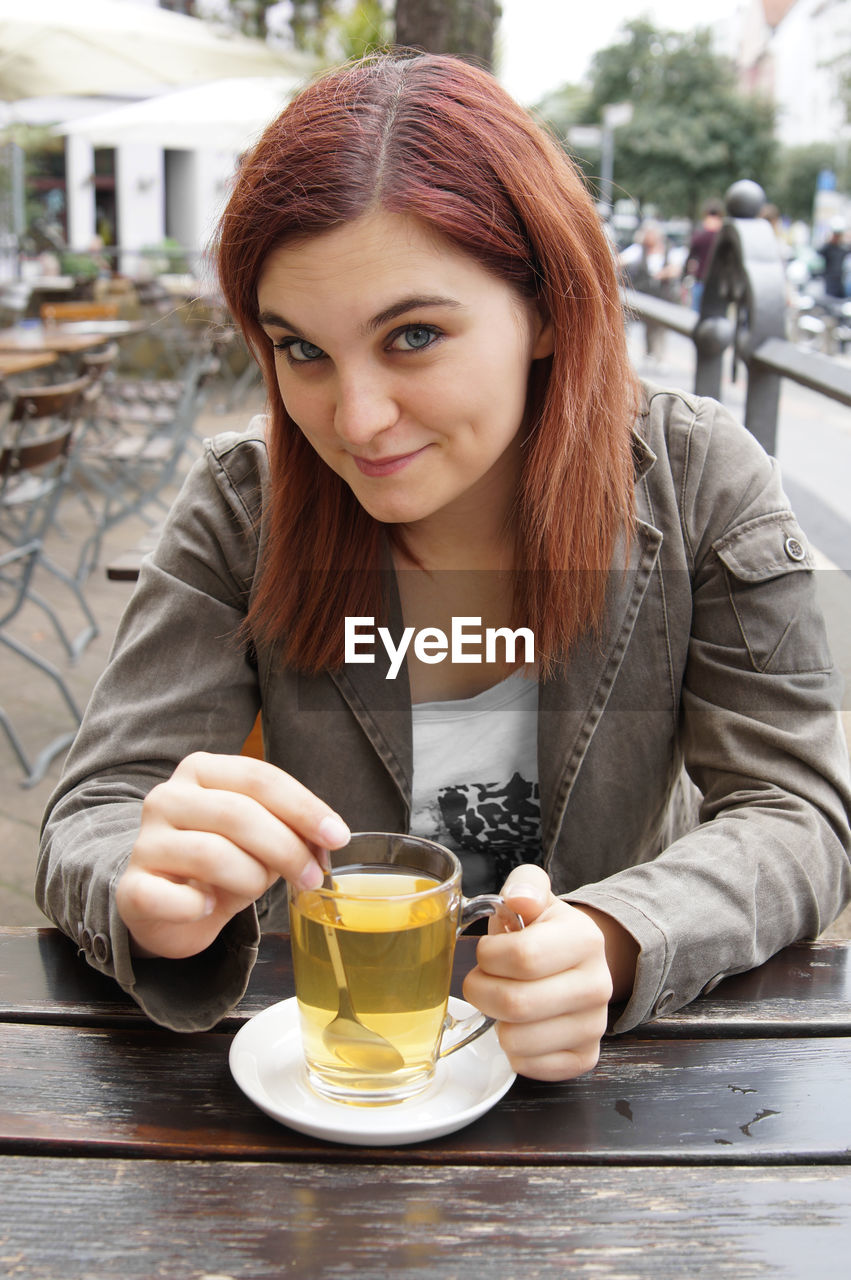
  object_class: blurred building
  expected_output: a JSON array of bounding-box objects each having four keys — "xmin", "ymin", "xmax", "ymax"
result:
[
  {"xmin": 2, "ymin": 0, "xmax": 309, "ymax": 281},
  {"xmin": 738, "ymin": 0, "xmax": 850, "ymax": 147}
]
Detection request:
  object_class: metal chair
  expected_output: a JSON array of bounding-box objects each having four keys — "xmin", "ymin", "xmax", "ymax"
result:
[
  {"xmin": 69, "ymin": 348, "xmax": 218, "ymax": 583},
  {"xmin": 2, "ymin": 376, "xmax": 98, "ymax": 661},
  {"xmin": 0, "ymin": 417, "xmax": 85, "ymax": 787}
]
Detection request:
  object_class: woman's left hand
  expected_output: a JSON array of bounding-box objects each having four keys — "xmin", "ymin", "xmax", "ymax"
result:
[{"xmin": 463, "ymin": 864, "xmax": 633, "ymax": 1081}]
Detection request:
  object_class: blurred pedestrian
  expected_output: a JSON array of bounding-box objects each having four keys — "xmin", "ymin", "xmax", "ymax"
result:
[
  {"xmin": 684, "ymin": 199, "xmax": 724, "ymax": 311},
  {"xmin": 619, "ymin": 221, "xmax": 683, "ymax": 364},
  {"xmin": 817, "ymin": 220, "xmax": 850, "ymax": 300}
]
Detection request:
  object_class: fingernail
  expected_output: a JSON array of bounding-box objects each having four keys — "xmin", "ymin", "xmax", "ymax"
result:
[
  {"xmin": 317, "ymin": 846, "xmax": 332, "ymax": 872},
  {"xmin": 318, "ymin": 814, "xmax": 350, "ymax": 847},
  {"xmin": 505, "ymin": 881, "xmax": 545, "ymax": 904},
  {"xmin": 297, "ymin": 860, "xmax": 325, "ymax": 892},
  {"xmin": 202, "ymin": 894, "xmax": 216, "ymax": 917}
]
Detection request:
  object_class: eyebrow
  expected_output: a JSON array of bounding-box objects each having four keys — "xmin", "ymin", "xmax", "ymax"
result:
[
  {"xmin": 363, "ymin": 295, "xmax": 462, "ymax": 335},
  {"xmin": 256, "ymin": 295, "xmax": 462, "ymax": 337}
]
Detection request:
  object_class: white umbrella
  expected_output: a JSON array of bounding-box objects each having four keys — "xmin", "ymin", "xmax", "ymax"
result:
[
  {"xmin": 58, "ymin": 76, "xmax": 300, "ymax": 153},
  {"xmin": 0, "ymin": 0, "xmax": 313, "ymax": 101}
]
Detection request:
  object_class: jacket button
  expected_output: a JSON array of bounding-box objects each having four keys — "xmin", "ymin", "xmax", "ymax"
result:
[
  {"xmin": 784, "ymin": 535, "xmax": 806, "ymax": 562},
  {"xmin": 79, "ymin": 926, "xmax": 93, "ymax": 954},
  {"xmin": 91, "ymin": 933, "xmax": 111, "ymax": 964},
  {"xmin": 654, "ymin": 989, "xmax": 675, "ymax": 1015}
]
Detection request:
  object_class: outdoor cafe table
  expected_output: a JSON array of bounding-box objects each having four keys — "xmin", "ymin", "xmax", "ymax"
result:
[
  {"xmin": 1, "ymin": 926, "xmax": 849, "ymax": 1277},
  {"xmin": 0, "ymin": 320, "xmax": 145, "ymax": 357},
  {"xmin": 0, "ymin": 351, "xmax": 59, "ymax": 379}
]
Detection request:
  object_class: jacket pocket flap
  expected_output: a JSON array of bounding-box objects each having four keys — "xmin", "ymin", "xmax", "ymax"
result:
[{"xmin": 713, "ymin": 512, "xmax": 814, "ymax": 582}]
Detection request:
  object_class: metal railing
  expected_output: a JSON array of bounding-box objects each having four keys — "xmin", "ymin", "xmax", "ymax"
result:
[{"xmin": 622, "ymin": 180, "xmax": 851, "ymax": 457}]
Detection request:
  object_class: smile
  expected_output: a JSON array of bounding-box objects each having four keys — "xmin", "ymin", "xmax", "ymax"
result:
[{"xmin": 351, "ymin": 446, "xmax": 430, "ymax": 477}]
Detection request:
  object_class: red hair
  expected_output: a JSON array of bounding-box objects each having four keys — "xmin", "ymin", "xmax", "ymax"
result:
[{"xmin": 214, "ymin": 53, "xmax": 640, "ymax": 677}]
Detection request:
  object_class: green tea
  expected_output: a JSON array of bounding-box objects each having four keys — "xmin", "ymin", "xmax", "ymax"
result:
[{"xmin": 291, "ymin": 865, "xmax": 460, "ymax": 1099}]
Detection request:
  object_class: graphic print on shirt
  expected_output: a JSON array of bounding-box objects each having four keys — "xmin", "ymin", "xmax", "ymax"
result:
[{"xmin": 412, "ymin": 771, "xmax": 542, "ymax": 893}]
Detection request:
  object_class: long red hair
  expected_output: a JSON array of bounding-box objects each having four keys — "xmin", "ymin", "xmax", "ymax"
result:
[{"xmin": 214, "ymin": 53, "xmax": 640, "ymax": 677}]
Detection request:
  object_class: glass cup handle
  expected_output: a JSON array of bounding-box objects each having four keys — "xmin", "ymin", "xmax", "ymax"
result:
[{"xmin": 438, "ymin": 894, "xmax": 525, "ymax": 1060}]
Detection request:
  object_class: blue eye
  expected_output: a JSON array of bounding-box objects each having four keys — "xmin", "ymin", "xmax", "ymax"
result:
[
  {"xmin": 276, "ymin": 338, "xmax": 325, "ymax": 362},
  {"xmin": 392, "ymin": 325, "xmax": 440, "ymax": 352}
]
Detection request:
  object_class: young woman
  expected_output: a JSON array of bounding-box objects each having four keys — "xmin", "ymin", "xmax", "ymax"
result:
[{"xmin": 38, "ymin": 54, "xmax": 850, "ymax": 1082}]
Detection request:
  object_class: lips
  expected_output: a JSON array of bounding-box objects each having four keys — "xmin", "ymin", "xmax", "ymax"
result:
[{"xmin": 352, "ymin": 446, "xmax": 429, "ymax": 477}]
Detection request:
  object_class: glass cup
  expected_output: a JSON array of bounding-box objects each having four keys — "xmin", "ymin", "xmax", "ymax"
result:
[{"xmin": 288, "ymin": 831, "xmax": 524, "ymax": 1105}]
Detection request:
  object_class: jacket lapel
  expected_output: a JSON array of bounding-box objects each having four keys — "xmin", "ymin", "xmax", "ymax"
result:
[
  {"xmin": 328, "ymin": 567, "xmax": 413, "ymax": 816},
  {"xmin": 539, "ymin": 429, "xmax": 662, "ymax": 857}
]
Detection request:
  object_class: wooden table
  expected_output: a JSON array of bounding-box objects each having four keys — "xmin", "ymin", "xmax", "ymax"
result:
[
  {"xmin": 0, "ymin": 351, "xmax": 59, "ymax": 378},
  {"xmin": 1, "ymin": 927, "xmax": 849, "ymax": 1277},
  {"xmin": 105, "ymin": 525, "xmax": 162, "ymax": 580},
  {"xmin": 0, "ymin": 320, "xmax": 144, "ymax": 357}
]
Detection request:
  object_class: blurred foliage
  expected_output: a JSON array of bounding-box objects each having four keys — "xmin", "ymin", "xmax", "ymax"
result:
[
  {"xmin": 0, "ymin": 125, "xmax": 67, "ymax": 233},
  {"xmin": 538, "ymin": 19, "xmax": 777, "ymax": 222},
  {"xmin": 199, "ymin": 0, "xmax": 348, "ymax": 54},
  {"xmin": 205, "ymin": 0, "xmax": 499, "ymax": 63},
  {"xmin": 59, "ymin": 252, "xmax": 100, "ymax": 279},
  {"xmin": 140, "ymin": 237, "xmax": 191, "ymax": 276},
  {"xmin": 768, "ymin": 142, "xmax": 851, "ymax": 224},
  {"xmin": 326, "ymin": 0, "xmax": 392, "ymax": 60}
]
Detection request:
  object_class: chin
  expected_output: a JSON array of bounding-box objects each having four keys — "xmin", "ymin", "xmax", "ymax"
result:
[
  {"xmin": 357, "ymin": 497, "xmax": 437, "ymax": 526},
  {"xmin": 342, "ymin": 479, "xmax": 433, "ymax": 526}
]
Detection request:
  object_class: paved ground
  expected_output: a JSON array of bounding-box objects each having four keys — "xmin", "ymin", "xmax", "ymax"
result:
[{"xmin": 1, "ymin": 338, "xmax": 849, "ymax": 937}]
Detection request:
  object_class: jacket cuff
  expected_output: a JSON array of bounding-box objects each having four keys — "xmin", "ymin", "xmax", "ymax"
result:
[
  {"xmin": 560, "ymin": 889, "xmax": 672, "ymax": 1032},
  {"xmin": 109, "ymin": 888, "xmax": 261, "ymax": 1032}
]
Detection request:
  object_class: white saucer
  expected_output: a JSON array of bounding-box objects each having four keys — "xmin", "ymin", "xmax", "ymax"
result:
[{"xmin": 229, "ymin": 995, "xmax": 516, "ymax": 1146}]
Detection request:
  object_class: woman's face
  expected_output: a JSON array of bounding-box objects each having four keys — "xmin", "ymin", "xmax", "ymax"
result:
[{"xmin": 256, "ymin": 210, "xmax": 553, "ymax": 532}]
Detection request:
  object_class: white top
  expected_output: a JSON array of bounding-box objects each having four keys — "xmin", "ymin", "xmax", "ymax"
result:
[{"xmin": 409, "ymin": 668, "xmax": 541, "ymax": 894}]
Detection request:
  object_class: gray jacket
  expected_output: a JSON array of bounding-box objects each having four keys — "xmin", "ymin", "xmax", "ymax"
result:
[{"xmin": 37, "ymin": 385, "xmax": 851, "ymax": 1034}]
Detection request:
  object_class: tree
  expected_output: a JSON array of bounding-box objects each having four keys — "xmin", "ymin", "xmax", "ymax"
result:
[
  {"xmin": 395, "ymin": 0, "xmax": 501, "ymax": 68},
  {"xmin": 771, "ymin": 143, "xmax": 851, "ymax": 224},
  {"xmin": 539, "ymin": 20, "xmax": 777, "ymax": 221}
]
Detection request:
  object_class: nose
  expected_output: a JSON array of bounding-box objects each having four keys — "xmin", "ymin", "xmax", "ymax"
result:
[{"xmin": 333, "ymin": 367, "xmax": 400, "ymax": 446}]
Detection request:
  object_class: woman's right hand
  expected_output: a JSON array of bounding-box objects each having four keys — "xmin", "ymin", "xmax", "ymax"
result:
[{"xmin": 115, "ymin": 752, "xmax": 351, "ymax": 961}]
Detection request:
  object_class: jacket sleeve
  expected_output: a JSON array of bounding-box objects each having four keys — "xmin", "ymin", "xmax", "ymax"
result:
[
  {"xmin": 566, "ymin": 396, "xmax": 851, "ymax": 1031},
  {"xmin": 36, "ymin": 431, "xmax": 267, "ymax": 1031}
]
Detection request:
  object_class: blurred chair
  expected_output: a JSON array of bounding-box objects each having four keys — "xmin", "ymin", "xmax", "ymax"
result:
[
  {"xmin": 0, "ymin": 407, "xmax": 87, "ymax": 787},
  {"xmin": 79, "ymin": 342, "xmax": 121, "ymax": 382},
  {"xmin": 3, "ymin": 376, "xmax": 98, "ymax": 661},
  {"xmin": 69, "ymin": 348, "xmax": 218, "ymax": 583},
  {"xmin": 40, "ymin": 301, "xmax": 119, "ymax": 325},
  {"xmin": 206, "ymin": 313, "xmax": 262, "ymax": 412}
]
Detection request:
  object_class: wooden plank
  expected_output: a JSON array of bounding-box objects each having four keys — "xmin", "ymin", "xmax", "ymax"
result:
[
  {"xmin": 1, "ymin": 1021, "xmax": 848, "ymax": 1165},
  {"xmin": 0, "ymin": 928, "xmax": 146, "ymax": 1027},
  {"xmin": 2, "ymin": 928, "xmax": 849, "ymax": 1035},
  {"xmin": 641, "ymin": 939, "xmax": 851, "ymax": 1037},
  {"xmin": 1, "ymin": 1158, "xmax": 849, "ymax": 1278},
  {"xmin": 0, "ymin": 929, "xmax": 474, "ymax": 1027}
]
